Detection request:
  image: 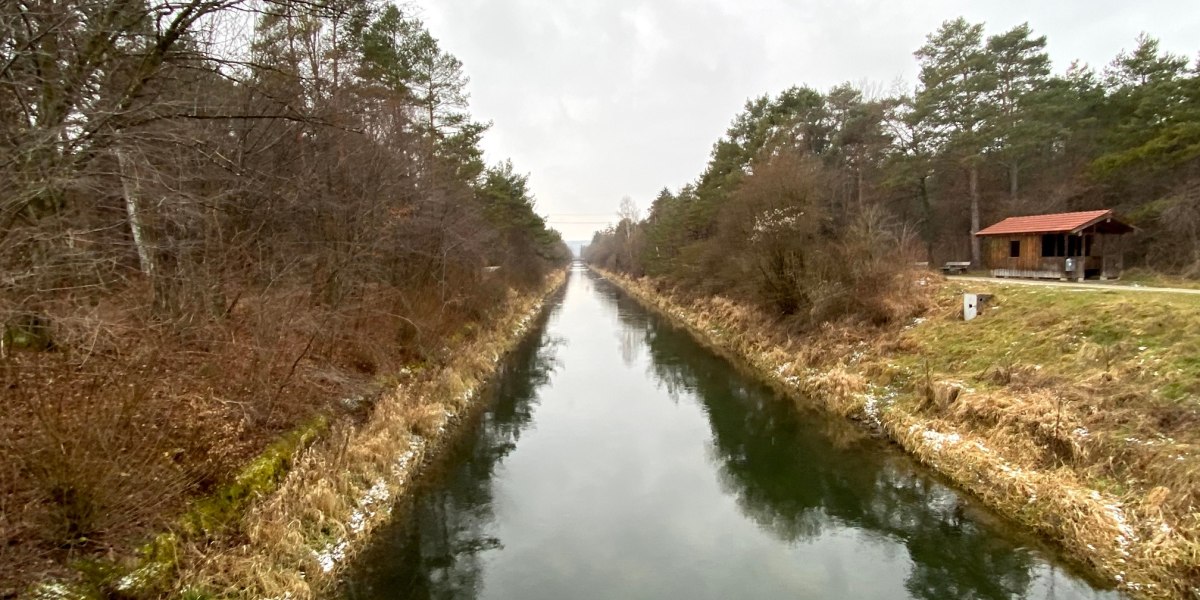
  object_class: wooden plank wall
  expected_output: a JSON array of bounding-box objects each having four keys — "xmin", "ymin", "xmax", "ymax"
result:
[
  {"xmin": 984, "ymin": 232, "xmax": 1126, "ymax": 279},
  {"xmin": 984, "ymin": 235, "xmax": 1043, "ymax": 271}
]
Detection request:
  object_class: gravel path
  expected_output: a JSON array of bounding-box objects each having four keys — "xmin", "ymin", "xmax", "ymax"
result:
[{"xmin": 947, "ymin": 275, "xmax": 1200, "ymax": 295}]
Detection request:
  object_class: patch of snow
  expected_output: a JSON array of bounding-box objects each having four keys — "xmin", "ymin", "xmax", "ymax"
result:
[
  {"xmin": 30, "ymin": 583, "xmax": 79, "ymax": 600},
  {"xmin": 860, "ymin": 387, "xmax": 899, "ymax": 428},
  {"xmin": 314, "ymin": 475, "xmax": 401, "ymax": 574},
  {"xmin": 919, "ymin": 429, "xmax": 962, "ymax": 452},
  {"xmin": 113, "ymin": 562, "xmax": 168, "ymax": 594},
  {"xmin": 1104, "ymin": 502, "xmax": 1135, "ymax": 556},
  {"xmin": 393, "ymin": 444, "xmax": 418, "ymax": 478},
  {"xmin": 315, "ymin": 540, "xmax": 348, "ymax": 573},
  {"xmin": 348, "ymin": 480, "xmax": 391, "ymax": 534},
  {"xmin": 862, "ymin": 396, "xmax": 881, "ymax": 427}
]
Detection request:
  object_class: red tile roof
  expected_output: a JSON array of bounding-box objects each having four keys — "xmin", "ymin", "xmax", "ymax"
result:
[{"xmin": 976, "ymin": 210, "xmax": 1118, "ymax": 236}]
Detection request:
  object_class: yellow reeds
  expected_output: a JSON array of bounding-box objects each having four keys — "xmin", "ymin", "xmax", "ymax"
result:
[
  {"xmin": 173, "ymin": 270, "xmax": 567, "ymax": 600},
  {"xmin": 599, "ymin": 267, "xmax": 1198, "ymax": 599}
]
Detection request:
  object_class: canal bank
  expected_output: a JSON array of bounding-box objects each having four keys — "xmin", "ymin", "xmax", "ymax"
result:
[
  {"xmin": 337, "ymin": 267, "xmax": 1120, "ymax": 600},
  {"xmin": 158, "ymin": 271, "xmax": 568, "ymax": 600},
  {"xmin": 595, "ymin": 268, "xmax": 1194, "ymax": 599}
]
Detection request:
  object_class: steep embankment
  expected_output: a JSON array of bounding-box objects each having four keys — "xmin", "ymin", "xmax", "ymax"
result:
[
  {"xmin": 30, "ymin": 271, "xmax": 566, "ymax": 600},
  {"xmin": 599, "ymin": 268, "xmax": 1198, "ymax": 600},
  {"xmin": 179, "ymin": 271, "xmax": 567, "ymax": 599}
]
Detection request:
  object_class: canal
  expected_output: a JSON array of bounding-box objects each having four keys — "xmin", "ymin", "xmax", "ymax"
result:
[{"xmin": 340, "ymin": 266, "xmax": 1119, "ymax": 600}]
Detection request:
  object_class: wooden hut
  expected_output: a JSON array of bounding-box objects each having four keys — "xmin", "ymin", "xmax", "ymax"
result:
[{"xmin": 975, "ymin": 210, "xmax": 1134, "ymax": 281}]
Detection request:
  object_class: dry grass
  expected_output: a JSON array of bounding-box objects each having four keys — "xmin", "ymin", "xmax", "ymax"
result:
[
  {"xmin": 601, "ymin": 268, "xmax": 1200, "ymax": 599},
  {"xmin": 173, "ymin": 270, "xmax": 566, "ymax": 600},
  {"xmin": 2, "ymin": 270, "xmax": 563, "ymax": 598}
]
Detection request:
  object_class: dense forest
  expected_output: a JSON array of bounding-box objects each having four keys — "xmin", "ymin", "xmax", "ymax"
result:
[
  {"xmin": 0, "ymin": 0, "xmax": 567, "ymax": 590},
  {"xmin": 585, "ymin": 19, "xmax": 1199, "ymax": 322}
]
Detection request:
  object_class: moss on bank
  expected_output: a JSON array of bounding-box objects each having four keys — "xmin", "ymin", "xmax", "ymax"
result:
[
  {"xmin": 598, "ymin": 268, "xmax": 1198, "ymax": 600},
  {"xmin": 183, "ymin": 417, "xmax": 330, "ymax": 539},
  {"xmin": 28, "ymin": 418, "xmax": 330, "ymax": 600},
  {"xmin": 170, "ymin": 271, "xmax": 567, "ymax": 599},
  {"xmin": 27, "ymin": 272, "xmax": 567, "ymax": 600}
]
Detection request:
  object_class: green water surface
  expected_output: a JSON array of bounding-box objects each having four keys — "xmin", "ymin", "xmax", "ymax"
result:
[{"xmin": 340, "ymin": 267, "xmax": 1120, "ymax": 600}]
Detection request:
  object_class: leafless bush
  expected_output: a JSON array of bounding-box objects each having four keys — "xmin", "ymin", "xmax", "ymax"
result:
[
  {"xmin": 0, "ymin": 0, "xmax": 566, "ymax": 591},
  {"xmin": 675, "ymin": 150, "xmax": 932, "ymax": 325},
  {"xmin": 0, "ymin": 356, "xmax": 195, "ymax": 549}
]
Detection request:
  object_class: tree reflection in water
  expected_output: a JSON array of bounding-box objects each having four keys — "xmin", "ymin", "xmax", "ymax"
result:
[
  {"xmin": 342, "ymin": 299, "xmax": 566, "ymax": 600},
  {"xmin": 340, "ymin": 274, "xmax": 1118, "ymax": 600},
  {"xmin": 638, "ymin": 314, "xmax": 1032, "ymax": 597}
]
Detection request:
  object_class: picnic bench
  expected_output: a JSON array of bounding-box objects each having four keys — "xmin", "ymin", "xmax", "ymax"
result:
[{"xmin": 940, "ymin": 261, "xmax": 971, "ymax": 275}]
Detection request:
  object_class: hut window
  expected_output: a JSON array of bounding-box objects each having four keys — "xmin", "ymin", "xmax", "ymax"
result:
[
  {"xmin": 1067, "ymin": 235, "xmax": 1083, "ymax": 257},
  {"xmin": 1009, "ymin": 240, "xmax": 1021, "ymax": 257},
  {"xmin": 1041, "ymin": 234, "xmax": 1066, "ymax": 257}
]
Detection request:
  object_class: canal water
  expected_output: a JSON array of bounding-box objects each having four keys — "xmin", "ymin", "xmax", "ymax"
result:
[{"xmin": 340, "ymin": 266, "xmax": 1119, "ymax": 600}]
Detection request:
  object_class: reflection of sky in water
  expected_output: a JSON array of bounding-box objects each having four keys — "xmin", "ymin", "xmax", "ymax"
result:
[{"xmin": 342, "ymin": 269, "xmax": 1122, "ymax": 600}]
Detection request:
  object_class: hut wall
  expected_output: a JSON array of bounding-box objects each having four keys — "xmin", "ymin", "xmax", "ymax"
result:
[
  {"xmin": 1092, "ymin": 232, "xmax": 1125, "ymax": 278},
  {"xmin": 984, "ymin": 235, "xmax": 1071, "ymax": 279},
  {"xmin": 984, "ymin": 231, "xmax": 1126, "ymax": 279},
  {"xmin": 984, "ymin": 235, "xmax": 1044, "ymax": 271}
]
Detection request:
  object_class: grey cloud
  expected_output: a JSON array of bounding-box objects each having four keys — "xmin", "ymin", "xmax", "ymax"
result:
[{"xmin": 418, "ymin": 0, "xmax": 1199, "ymax": 241}]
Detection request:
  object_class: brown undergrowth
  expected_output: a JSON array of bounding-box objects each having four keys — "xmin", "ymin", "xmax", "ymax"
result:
[
  {"xmin": 599, "ymin": 268, "xmax": 1198, "ymax": 600},
  {"xmin": 1, "ymin": 271, "xmax": 563, "ymax": 599},
  {"xmin": 173, "ymin": 270, "xmax": 566, "ymax": 599}
]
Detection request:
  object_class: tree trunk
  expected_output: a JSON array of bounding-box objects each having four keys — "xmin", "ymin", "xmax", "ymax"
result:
[
  {"xmin": 919, "ymin": 175, "xmax": 934, "ymax": 263},
  {"xmin": 969, "ymin": 162, "xmax": 981, "ymax": 266},
  {"xmin": 117, "ymin": 148, "xmax": 156, "ymax": 280},
  {"xmin": 856, "ymin": 167, "xmax": 864, "ymax": 209},
  {"xmin": 1010, "ymin": 162, "xmax": 1019, "ymax": 201}
]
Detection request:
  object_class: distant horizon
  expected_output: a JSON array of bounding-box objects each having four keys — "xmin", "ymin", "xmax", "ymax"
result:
[{"xmin": 565, "ymin": 239, "xmax": 589, "ymax": 258}]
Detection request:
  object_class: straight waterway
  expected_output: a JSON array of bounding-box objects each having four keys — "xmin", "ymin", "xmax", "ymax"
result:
[{"xmin": 340, "ymin": 266, "xmax": 1120, "ymax": 600}]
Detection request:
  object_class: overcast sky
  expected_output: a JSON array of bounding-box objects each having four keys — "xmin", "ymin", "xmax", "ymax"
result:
[{"xmin": 414, "ymin": 0, "xmax": 1199, "ymax": 241}]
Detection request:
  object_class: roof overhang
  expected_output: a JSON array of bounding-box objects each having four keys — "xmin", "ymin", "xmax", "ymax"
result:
[{"xmin": 976, "ymin": 210, "xmax": 1135, "ymax": 237}]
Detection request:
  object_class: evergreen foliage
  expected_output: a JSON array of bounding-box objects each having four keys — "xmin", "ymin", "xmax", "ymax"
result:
[{"xmin": 588, "ymin": 19, "xmax": 1200, "ymax": 315}]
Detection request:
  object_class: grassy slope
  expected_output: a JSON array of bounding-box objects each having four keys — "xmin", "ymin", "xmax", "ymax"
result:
[
  {"xmin": 28, "ymin": 272, "xmax": 567, "ymax": 600},
  {"xmin": 175, "ymin": 271, "xmax": 567, "ymax": 599},
  {"xmin": 603, "ymin": 270, "xmax": 1198, "ymax": 599},
  {"xmin": 890, "ymin": 281, "xmax": 1198, "ymax": 597}
]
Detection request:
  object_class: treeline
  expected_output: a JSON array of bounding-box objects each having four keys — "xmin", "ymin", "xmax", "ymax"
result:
[
  {"xmin": 0, "ymin": 0, "xmax": 566, "ymax": 587},
  {"xmin": 586, "ymin": 19, "xmax": 1199, "ymax": 321}
]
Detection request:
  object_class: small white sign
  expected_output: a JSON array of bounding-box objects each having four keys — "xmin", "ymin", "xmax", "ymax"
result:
[{"xmin": 964, "ymin": 293, "xmax": 978, "ymax": 321}]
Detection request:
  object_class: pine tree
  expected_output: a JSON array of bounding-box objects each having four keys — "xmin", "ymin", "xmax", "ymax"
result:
[
  {"xmin": 914, "ymin": 18, "xmax": 991, "ymax": 265},
  {"xmin": 983, "ymin": 23, "xmax": 1051, "ymax": 201}
]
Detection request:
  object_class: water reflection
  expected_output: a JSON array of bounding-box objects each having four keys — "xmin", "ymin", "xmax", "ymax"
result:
[
  {"xmin": 635, "ymin": 304, "xmax": 1067, "ymax": 598},
  {"xmin": 340, "ymin": 271, "xmax": 1118, "ymax": 600}
]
